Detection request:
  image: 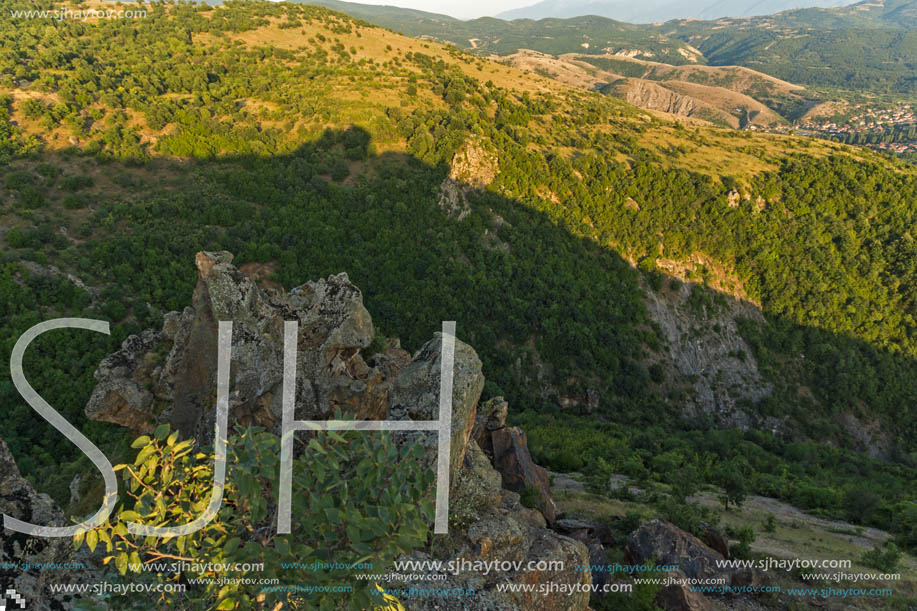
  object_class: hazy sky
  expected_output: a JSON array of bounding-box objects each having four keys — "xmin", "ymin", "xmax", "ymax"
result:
[{"xmin": 349, "ymin": 0, "xmax": 536, "ymax": 19}]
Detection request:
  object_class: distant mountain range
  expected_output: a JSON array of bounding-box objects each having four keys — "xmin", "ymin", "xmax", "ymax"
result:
[
  {"xmin": 671, "ymin": 0, "xmax": 917, "ymax": 28},
  {"xmin": 306, "ymin": 0, "xmax": 703, "ymax": 62},
  {"xmin": 495, "ymin": 0, "xmax": 857, "ymax": 23},
  {"xmin": 277, "ymin": 0, "xmax": 917, "ymax": 30}
]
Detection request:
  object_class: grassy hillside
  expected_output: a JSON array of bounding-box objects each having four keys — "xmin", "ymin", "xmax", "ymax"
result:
[{"xmin": 1, "ymin": 0, "xmax": 916, "ymax": 559}]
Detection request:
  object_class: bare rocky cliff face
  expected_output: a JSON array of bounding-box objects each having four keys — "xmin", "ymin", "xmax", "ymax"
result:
[
  {"xmin": 644, "ymin": 278, "xmax": 786, "ymax": 434},
  {"xmin": 607, "ymin": 78, "xmax": 701, "ymax": 117},
  {"xmin": 437, "ymin": 139, "xmax": 498, "ymax": 221},
  {"xmin": 82, "ymin": 251, "xmax": 591, "ymax": 610}
]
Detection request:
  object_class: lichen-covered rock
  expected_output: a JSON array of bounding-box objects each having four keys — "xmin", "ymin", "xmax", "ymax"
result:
[
  {"xmin": 471, "ymin": 396, "xmax": 508, "ymax": 458},
  {"xmin": 0, "ymin": 439, "xmax": 88, "ymax": 610},
  {"xmin": 656, "ymin": 584, "xmax": 715, "ymax": 611},
  {"xmin": 85, "ymin": 251, "xmax": 400, "ymax": 441},
  {"xmin": 84, "ymin": 328, "xmax": 162, "ymax": 432},
  {"xmin": 626, "ymin": 519, "xmax": 767, "ymax": 597},
  {"xmin": 389, "ymin": 333, "xmax": 485, "ymax": 479},
  {"xmin": 452, "ymin": 442, "xmax": 504, "ymax": 516}
]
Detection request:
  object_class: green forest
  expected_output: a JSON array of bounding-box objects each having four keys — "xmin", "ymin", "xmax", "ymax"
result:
[
  {"xmin": 669, "ymin": 27, "xmax": 917, "ymax": 94},
  {"xmin": 0, "ymin": 3, "xmax": 916, "ymax": 605}
]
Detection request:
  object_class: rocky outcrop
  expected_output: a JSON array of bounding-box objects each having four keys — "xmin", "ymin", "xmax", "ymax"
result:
[
  {"xmin": 437, "ymin": 139, "xmax": 498, "ymax": 220},
  {"xmin": 491, "ymin": 427, "xmax": 558, "ymax": 523},
  {"xmin": 697, "ymin": 520, "xmax": 729, "ymax": 559},
  {"xmin": 626, "ymin": 520, "xmax": 725, "ymax": 582},
  {"xmin": 643, "ymin": 279, "xmax": 781, "ymax": 432},
  {"xmin": 86, "ymin": 251, "xmax": 405, "ymax": 441},
  {"xmin": 471, "ymin": 396, "xmax": 508, "ymax": 459},
  {"xmin": 604, "ymin": 78, "xmax": 700, "ymax": 117},
  {"xmin": 448, "ymin": 139, "xmax": 498, "ymax": 189},
  {"xmin": 384, "ymin": 339, "xmax": 583, "ymax": 609},
  {"xmin": 389, "ymin": 333, "xmax": 485, "ymax": 479},
  {"xmin": 83, "ymin": 251, "xmax": 590, "ymax": 610},
  {"xmin": 0, "ymin": 440, "xmax": 86, "ymax": 610},
  {"xmin": 402, "ymin": 460, "xmax": 589, "ymax": 611},
  {"xmin": 626, "ymin": 520, "xmax": 767, "ymax": 610},
  {"xmin": 655, "ymin": 584, "xmax": 715, "ymax": 611}
]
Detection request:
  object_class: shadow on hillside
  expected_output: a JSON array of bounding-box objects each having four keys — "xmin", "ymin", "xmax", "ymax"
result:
[{"xmin": 1, "ymin": 126, "xmax": 916, "ymax": 511}]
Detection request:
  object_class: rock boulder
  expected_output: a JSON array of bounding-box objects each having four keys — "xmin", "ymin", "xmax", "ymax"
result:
[
  {"xmin": 491, "ymin": 427, "xmax": 558, "ymax": 523},
  {"xmin": 0, "ymin": 440, "xmax": 88, "ymax": 610},
  {"xmin": 86, "ymin": 251, "xmax": 401, "ymax": 441}
]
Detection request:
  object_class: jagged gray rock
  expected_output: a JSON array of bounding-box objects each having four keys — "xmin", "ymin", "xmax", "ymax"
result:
[
  {"xmin": 389, "ymin": 333, "xmax": 485, "ymax": 480},
  {"xmin": 471, "ymin": 396, "xmax": 508, "ymax": 459},
  {"xmin": 85, "ymin": 251, "xmax": 401, "ymax": 441},
  {"xmin": 626, "ymin": 519, "xmax": 767, "ymax": 607},
  {"xmin": 0, "ymin": 440, "xmax": 86, "ymax": 610},
  {"xmin": 643, "ymin": 280, "xmax": 781, "ymax": 432},
  {"xmin": 402, "ymin": 461, "xmax": 590, "ymax": 611},
  {"xmin": 491, "ymin": 427, "xmax": 558, "ymax": 523}
]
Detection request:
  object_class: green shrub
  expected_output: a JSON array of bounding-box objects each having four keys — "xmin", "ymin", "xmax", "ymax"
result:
[
  {"xmin": 60, "ymin": 174, "xmax": 94, "ymax": 191},
  {"xmin": 331, "ymin": 157, "xmax": 350, "ymax": 181},
  {"xmin": 63, "ymin": 193, "xmax": 88, "ymax": 209},
  {"xmin": 520, "ymin": 484, "xmax": 540, "ymax": 509},
  {"xmin": 4, "ymin": 170, "xmax": 33, "ymax": 189},
  {"xmin": 73, "ymin": 423, "xmax": 434, "ymax": 610},
  {"xmin": 18, "ymin": 186, "xmax": 46, "ymax": 208},
  {"xmin": 860, "ymin": 541, "xmax": 901, "ymax": 573},
  {"xmin": 727, "ymin": 525, "xmax": 755, "ymax": 560}
]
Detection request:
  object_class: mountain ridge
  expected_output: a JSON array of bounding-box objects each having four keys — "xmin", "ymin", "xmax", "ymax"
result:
[{"xmin": 496, "ymin": 0, "xmax": 859, "ymax": 23}]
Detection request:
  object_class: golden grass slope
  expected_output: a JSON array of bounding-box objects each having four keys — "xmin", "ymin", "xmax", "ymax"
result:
[{"xmin": 5, "ymin": 0, "xmax": 900, "ymax": 183}]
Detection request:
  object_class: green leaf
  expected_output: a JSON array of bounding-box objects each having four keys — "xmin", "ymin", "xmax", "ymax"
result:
[
  {"xmin": 72, "ymin": 530, "xmax": 85, "ymax": 550},
  {"xmin": 130, "ymin": 436, "xmax": 151, "ymax": 449},
  {"xmin": 119, "ymin": 510, "xmax": 141, "ymax": 522},
  {"xmin": 171, "ymin": 440, "xmax": 193, "ymax": 456},
  {"xmin": 224, "ymin": 537, "xmax": 241, "ymax": 555},
  {"xmin": 216, "ymin": 597, "xmax": 235, "ymax": 610},
  {"xmin": 166, "ymin": 431, "xmax": 179, "ymax": 447},
  {"xmin": 154, "ymin": 423, "xmax": 170, "ymax": 441},
  {"xmin": 86, "ymin": 529, "xmax": 98, "ymax": 553},
  {"xmin": 134, "ymin": 444, "xmax": 156, "ymax": 466},
  {"xmin": 116, "ymin": 552, "xmax": 128, "ymax": 575}
]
